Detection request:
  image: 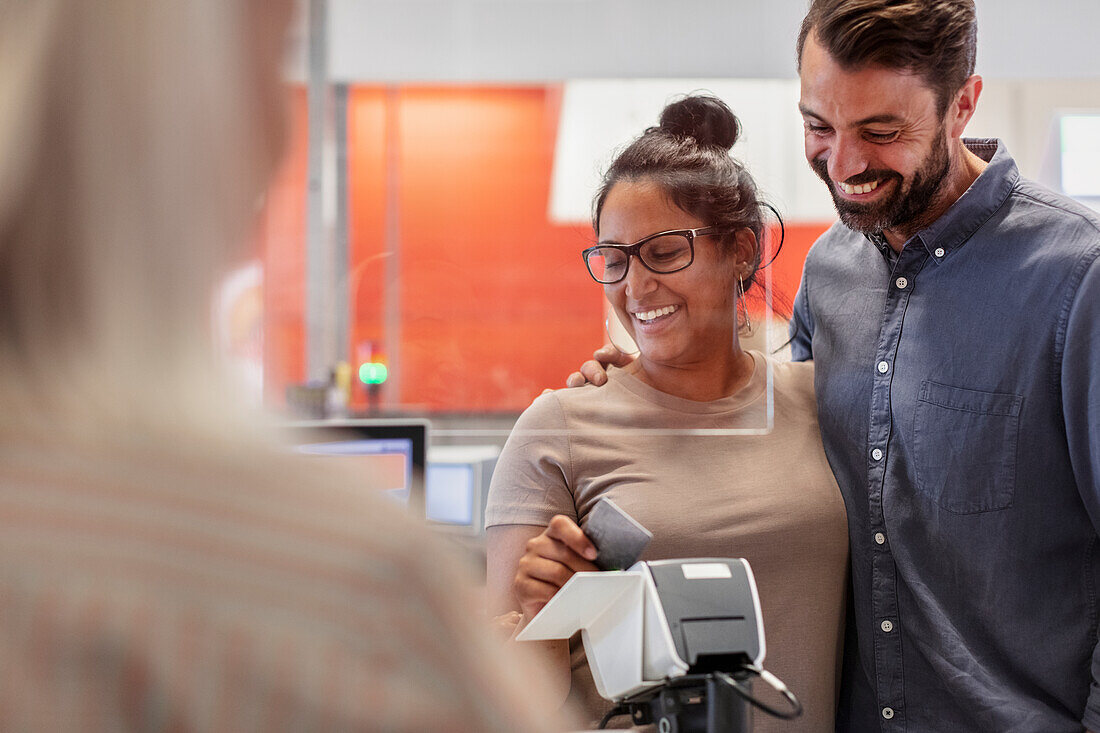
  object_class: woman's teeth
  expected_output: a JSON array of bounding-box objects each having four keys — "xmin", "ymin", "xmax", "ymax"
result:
[
  {"xmin": 837, "ymin": 179, "xmax": 880, "ymax": 195},
  {"xmin": 635, "ymin": 305, "xmax": 678, "ymax": 323}
]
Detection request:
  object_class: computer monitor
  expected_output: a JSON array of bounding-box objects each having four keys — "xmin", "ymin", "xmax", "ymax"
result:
[
  {"xmin": 425, "ymin": 445, "xmax": 500, "ymax": 534},
  {"xmin": 1060, "ymin": 114, "xmax": 1100, "ymax": 199},
  {"xmin": 286, "ymin": 419, "xmax": 429, "ymax": 518}
]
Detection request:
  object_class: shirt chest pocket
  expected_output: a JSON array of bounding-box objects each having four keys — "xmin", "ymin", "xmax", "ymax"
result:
[{"xmin": 912, "ymin": 381, "xmax": 1023, "ymax": 514}]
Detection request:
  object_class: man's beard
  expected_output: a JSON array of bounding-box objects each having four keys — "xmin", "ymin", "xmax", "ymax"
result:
[{"xmin": 811, "ymin": 127, "xmax": 951, "ymax": 237}]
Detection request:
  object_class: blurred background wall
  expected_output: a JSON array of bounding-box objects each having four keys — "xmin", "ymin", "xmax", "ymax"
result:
[{"xmin": 230, "ymin": 0, "xmax": 1100, "ymax": 416}]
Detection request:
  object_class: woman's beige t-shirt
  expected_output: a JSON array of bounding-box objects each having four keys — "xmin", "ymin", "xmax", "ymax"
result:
[{"xmin": 486, "ymin": 352, "xmax": 848, "ymax": 732}]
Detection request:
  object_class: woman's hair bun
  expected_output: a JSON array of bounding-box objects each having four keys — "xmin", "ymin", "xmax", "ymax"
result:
[{"xmin": 657, "ymin": 94, "xmax": 740, "ymax": 151}]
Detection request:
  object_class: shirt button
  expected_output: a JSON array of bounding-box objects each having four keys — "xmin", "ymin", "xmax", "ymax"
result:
[
  {"xmin": 874, "ymin": 532, "xmax": 886, "ymax": 545},
  {"xmin": 881, "ymin": 619, "xmax": 894, "ymax": 633},
  {"xmin": 871, "ymin": 448, "xmax": 883, "ymax": 461},
  {"xmin": 895, "ymin": 277, "xmax": 908, "ymax": 289},
  {"xmin": 934, "ymin": 247, "xmax": 945, "ymax": 257},
  {"xmin": 877, "ymin": 360, "xmax": 890, "ymax": 374},
  {"xmin": 882, "ymin": 707, "xmax": 895, "ymax": 720}
]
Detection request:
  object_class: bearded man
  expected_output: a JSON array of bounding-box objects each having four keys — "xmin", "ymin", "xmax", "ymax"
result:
[
  {"xmin": 573, "ymin": 2, "xmax": 1100, "ymax": 730},
  {"xmin": 790, "ymin": 2, "xmax": 1100, "ymax": 731}
]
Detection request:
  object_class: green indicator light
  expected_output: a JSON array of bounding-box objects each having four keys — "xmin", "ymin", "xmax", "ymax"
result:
[{"xmin": 359, "ymin": 362, "xmax": 388, "ymax": 385}]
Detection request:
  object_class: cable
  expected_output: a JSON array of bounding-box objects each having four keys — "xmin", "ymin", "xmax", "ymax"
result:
[
  {"xmin": 597, "ymin": 704, "xmax": 630, "ymax": 729},
  {"xmin": 715, "ymin": 665, "xmax": 803, "ymax": 720}
]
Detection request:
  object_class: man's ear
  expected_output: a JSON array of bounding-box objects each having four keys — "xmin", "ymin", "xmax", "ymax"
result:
[{"xmin": 949, "ymin": 74, "xmax": 983, "ymax": 139}]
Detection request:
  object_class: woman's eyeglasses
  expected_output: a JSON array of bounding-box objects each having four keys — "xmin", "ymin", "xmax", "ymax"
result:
[{"xmin": 581, "ymin": 227, "xmax": 719, "ymax": 284}]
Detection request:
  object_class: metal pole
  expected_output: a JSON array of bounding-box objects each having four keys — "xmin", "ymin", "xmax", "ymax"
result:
[
  {"xmin": 306, "ymin": 0, "xmax": 335, "ymax": 383},
  {"xmin": 334, "ymin": 83, "xmax": 349, "ymax": 369}
]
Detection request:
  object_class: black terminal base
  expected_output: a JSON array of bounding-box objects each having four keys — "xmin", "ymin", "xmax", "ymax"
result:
[{"xmin": 622, "ymin": 673, "xmax": 753, "ymax": 733}]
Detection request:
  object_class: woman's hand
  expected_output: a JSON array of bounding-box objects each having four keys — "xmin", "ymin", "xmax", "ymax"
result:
[
  {"xmin": 513, "ymin": 515, "xmax": 599, "ymax": 618},
  {"xmin": 486, "ymin": 520, "xmax": 593, "ymax": 706}
]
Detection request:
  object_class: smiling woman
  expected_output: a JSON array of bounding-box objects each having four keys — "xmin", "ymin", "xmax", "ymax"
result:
[
  {"xmin": 596, "ymin": 179, "xmax": 748, "ymax": 400},
  {"xmin": 484, "ymin": 95, "xmax": 850, "ymax": 731}
]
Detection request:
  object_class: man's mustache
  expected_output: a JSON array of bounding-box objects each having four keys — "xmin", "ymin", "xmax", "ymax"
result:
[{"xmin": 810, "ymin": 158, "xmax": 901, "ymax": 187}]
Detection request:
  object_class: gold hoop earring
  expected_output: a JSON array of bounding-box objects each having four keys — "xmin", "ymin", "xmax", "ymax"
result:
[
  {"xmin": 737, "ymin": 275, "xmax": 752, "ymax": 334},
  {"xmin": 604, "ymin": 317, "xmax": 640, "ymax": 356}
]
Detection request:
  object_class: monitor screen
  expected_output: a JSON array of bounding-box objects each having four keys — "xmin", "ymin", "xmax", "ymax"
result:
[
  {"xmin": 426, "ymin": 463, "xmax": 475, "ymax": 525},
  {"xmin": 1061, "ymin": 114, "xmax": 1100, "ymax": 198},
  {"xmin": 286, "ymin": 420, "xmax": 428, "ymax": 518}
]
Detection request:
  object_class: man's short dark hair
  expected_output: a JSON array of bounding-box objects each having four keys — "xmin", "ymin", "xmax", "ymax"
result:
[{"xmin": 796, "ymin": 0, "xmax": 977, "ymax": 115}]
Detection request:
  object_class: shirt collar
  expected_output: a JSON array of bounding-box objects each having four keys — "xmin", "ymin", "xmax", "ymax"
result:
[
  {"xmin": 915, "ymin": 138, "xmax": 1019, "ymax": 262},
  {"xmin": 863, "ymin": 138, "xmax": 1020, "ymax": 264},
  {"xmin": 867, "ymin": 231, "xmax": 898, "ymax": 266}
]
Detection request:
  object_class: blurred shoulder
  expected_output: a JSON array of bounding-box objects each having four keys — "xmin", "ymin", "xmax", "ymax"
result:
[
  {"xmin": 514, "ymin": 378, "xmax": 626, "ymax": 429},
  {"xmin": 0, "ymin": 435, "xmax": 563, "ymax": 732}
]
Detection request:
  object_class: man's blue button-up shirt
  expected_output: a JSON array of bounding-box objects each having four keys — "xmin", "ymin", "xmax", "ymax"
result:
[{"xmin": 791, "ymin": 139, "xmax": 1100, "ymax": 732}]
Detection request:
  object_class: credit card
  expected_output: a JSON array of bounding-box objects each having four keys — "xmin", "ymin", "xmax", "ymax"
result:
[{"xmin": 585, "ymin": 497, "xmax": 652, "ymax": 571}]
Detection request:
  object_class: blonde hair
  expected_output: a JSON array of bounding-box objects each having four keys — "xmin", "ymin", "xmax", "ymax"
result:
[
  {"xmin": 0, "ymin": 0, "xmax": 276, "ymax": 444},
  {"xmin": 0, "ymin": 5, "xmax": 574, "ymax": 729}
]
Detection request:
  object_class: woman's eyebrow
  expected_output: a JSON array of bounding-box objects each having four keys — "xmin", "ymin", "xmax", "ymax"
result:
[{"xmin": 597, "ymin": 230, "xmax": 683, "ymax": 246}]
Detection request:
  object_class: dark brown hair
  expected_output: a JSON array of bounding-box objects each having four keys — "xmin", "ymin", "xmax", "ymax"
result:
[
  {"xmin": 592, "ymin": 94, "xmax": 781, "ymax": 293},
  {"xmin": 796, "ymin": 0, "xmax": 977, "ymax": 114}
]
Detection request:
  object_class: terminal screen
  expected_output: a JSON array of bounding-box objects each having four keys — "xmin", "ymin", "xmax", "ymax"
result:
[
  {"xmin": 425, "ymin": 463, "xmax": 475, "ymax": 526},
  {"xmin": 296, "ymin": 438, "xmax": 414, "ymax": 507}
]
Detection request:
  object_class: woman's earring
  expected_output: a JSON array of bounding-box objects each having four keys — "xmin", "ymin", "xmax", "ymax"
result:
[
  {"xmin": 737, "ymin": 275, "xmax": 752, "ymax": 334},
  {"xmin": 605, "ymin": 317, "xmax": 640, "ymax": 356}
]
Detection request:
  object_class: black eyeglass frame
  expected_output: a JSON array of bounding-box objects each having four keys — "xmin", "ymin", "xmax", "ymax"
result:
[{"xmin": 581, "ymin": 226, "xmax": 721, "ymax": 284}]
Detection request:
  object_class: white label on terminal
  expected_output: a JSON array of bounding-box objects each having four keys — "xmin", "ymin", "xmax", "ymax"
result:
[{"xmin": 681, "ymin": 563, "xmax": 733, "ymax": 580}]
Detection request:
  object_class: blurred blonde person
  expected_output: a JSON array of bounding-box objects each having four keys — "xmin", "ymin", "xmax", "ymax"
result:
[{"xmin": 0, "ymin": 1, "xmax": 566, "ymax": 730}]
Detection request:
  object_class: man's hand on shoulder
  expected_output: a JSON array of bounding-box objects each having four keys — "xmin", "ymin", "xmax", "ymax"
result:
[{"xmin": 564, "ymin": 344, "xmax": 636, "ymax": 388}]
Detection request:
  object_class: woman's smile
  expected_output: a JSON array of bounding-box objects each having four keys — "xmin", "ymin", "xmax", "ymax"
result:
[{"xmin": 631, "ymin": 303, "xmax": 680, "ymax": 327}]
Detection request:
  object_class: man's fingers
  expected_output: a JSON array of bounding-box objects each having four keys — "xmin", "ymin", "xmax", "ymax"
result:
[
  {"xmin": 545, "ymin": 515, "xmax": 598, "ymax": 561},
  {"xmin": 593, "ymin": 344, "xmax": 622, "ymax": 362},
  {"xmin": 564, "ymin": 371, "xmax": 587, "ymax": 388},
  {"xmin": 565, "ymin": 343, "xmax": 637, "ymax": 388},
  {"xmin": 578, "ymin": 360, "xmax": 609, "ymax": 386},
  {"xmin": 594, "ymin": 344, "xmax": 635, "ymax": 369}
]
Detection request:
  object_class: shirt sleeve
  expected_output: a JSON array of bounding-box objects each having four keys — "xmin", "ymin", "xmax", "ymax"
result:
[
  {"xmin": 485, "ymin": 391, "xmax": 577, "ymax": 528},
  {"xmin": 1061, "ymin": 251, "xmax": 1100, "ymax": 732},
  {"xmin": 789, "ymin": 265, "xmax": 816, "ymax": 363}
]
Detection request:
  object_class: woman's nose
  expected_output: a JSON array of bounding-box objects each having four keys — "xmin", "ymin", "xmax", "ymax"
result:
[{"xmin": 622, "ymin": 256, "xmax": 657, "ymax": 297}]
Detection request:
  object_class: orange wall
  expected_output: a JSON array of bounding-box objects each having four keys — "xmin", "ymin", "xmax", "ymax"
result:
[
  {"xmin": 756, "ymin": 223, "xmax": 830, "ymax": 317},
  {"xmin": 345, "ymin": 88, "xmax": 388, "ymax": 407},
  {"xmin": 347, "ymin": 86, "xmax": 602, "ymax": 412},
  {"xmin": 259, "ymin": 84, "xmax": 833, "ymax": 413},
  {"xmin": 260, "ymin": 88, "xmax": 309, "ymax": 406}
]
